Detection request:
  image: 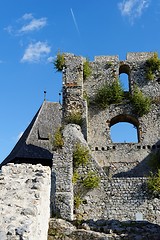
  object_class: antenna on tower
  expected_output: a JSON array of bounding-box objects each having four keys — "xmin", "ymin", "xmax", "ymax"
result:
[{"xmin": 44, "ymin": 90, "xmax": 47, "ymax": 101}]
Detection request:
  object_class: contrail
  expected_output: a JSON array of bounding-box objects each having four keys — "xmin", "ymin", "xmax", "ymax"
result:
[{"xmin": 70, "ymin": 8, "xmax": 80, "ymax": 36}]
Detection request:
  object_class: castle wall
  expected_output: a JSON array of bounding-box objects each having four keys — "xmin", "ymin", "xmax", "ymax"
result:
[
  {"xmin": 63, "ymin": 125, "xmax": 160, "ymax": 224},
  {"xmin": 0, "ymin": 163, "xmax": 51, "ymax": 240},
  {"xmin": 61, "ymin": 53, "xmax": 160, "ymax": 225},
  {"xmin": 87, "ymin": 102, "xmax": 160, "ymax": 175},
  {"xmin": 82, "ymin": 53, "xmax": 160, "ymax": 175},
  {"xmin": 77, "ymin": 177, "xmax": 160, "ymax": 224}
]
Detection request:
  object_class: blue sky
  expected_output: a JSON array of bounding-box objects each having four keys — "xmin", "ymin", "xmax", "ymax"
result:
[{"xmin": 0, "ymin": 0, "xmax": 159, "ymax": 162}]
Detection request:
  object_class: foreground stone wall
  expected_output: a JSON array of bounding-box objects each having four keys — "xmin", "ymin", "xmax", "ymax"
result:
[
  {"xmin": 76, "ymin": 176, "xmax": 160, "ymax": 224},
  {"xmin": 0, "ymin": 163, "xmax": 51, "ymax": 240}
]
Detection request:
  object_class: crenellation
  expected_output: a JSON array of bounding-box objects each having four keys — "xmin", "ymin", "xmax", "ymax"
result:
[
  {"xmin": 126, "ymin": 52, "xmax": 155, "ymax": 61},
  {"xmin": 95, "ymin": 55, "xmax": 119, "ymax": 62}
]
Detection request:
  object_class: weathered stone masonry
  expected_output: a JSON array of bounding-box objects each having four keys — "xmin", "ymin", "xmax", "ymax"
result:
[
  {"xmin": 0, "ymin": 164, "xmax": 51, "ymax": 240},
  {"xmin": 62, "ymin": 52, "xmax": 160, "ymax": 175},
  {"xmin": 61, "ymin": 52, "xmax": 160, "ymax": 223},
  {"xmin": 0, "ymin": 52, "xmax": 160, "ymax": 239}
]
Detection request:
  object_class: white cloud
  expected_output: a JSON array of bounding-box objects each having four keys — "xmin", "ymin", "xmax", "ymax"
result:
[
  {"xmin": 19, "ymin": 16, "xmax": 47, "ymax": 33},
  {"xmin": 21, "ymin": 41, "xmax": 51, "ymax": 63},
  {"xmin": 22, "ymin": 13, "xmax": 33, "ymax": 20},
  {"xmin": 4, "ymin": 13, "xmax": 47, "ymax": 35},
  {"xmin": 118, "ymin": 0, "xmax": 150, "ymax": 23}
]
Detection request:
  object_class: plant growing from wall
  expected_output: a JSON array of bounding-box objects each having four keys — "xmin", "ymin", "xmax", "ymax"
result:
[
  {"xmin": 72, "ymin": 171, "xmax": 80, "ymax": 184},
  {"xmin": 54, "ymin": 51, "xmax": 65, "ymax": 71},
  {"xmin": 147, "ymin": 169, "xmax": 160, "ymax": 195},
  {"xmin": 83, "ymin": 58, "xmax": 92, "ymax": 80},
  {"xmin": 73, "ymin": 143, "xmax": 90, "ymax": 169},
  {"xmin": 74, "ymin": 195, "xmax": 83, "ymax": 209},
  {"xmin": 65, "ymin": 111, "xmax": 83, "ymax": 126},
  {"xmin": 146, "ymin": 53, "xmax": 160, "ymax": 80},
  {"xmin": 52, "ymin": 127, "xmax": 64, "ymax": 149},
  {"xmin": 94, "ymin": 79, "xmax": 124, "ymax": 109},
  {"xmin": 130, "ymin": 86, "xmax": 151, "ymax": 117},
  {"xmin": 82, "ymin": 171, "xmax": 100, "ymax": 189},
  {"xmin": 72, "ymin": 143, "xmax": 101, "ymax": 211}
]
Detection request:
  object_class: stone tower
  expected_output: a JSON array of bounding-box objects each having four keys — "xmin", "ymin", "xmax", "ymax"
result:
[{"xmin": 62, "ymin": 52, "xmax": 160, "ymax": 177}]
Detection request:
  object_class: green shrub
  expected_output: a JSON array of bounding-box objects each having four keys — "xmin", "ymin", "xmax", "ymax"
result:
[
  {"xmin": 74, "ymin": 195, "xmax": 83, "ymax": 209},
  {"xmin": 130, "ymin": 86, "xmax": 151, "ymax": 117},
  {"xmin": 65, "ymin": 112, "xmax": 83, "ymax": 126},
  {"xmin": 146, "ymin": 53, "xmax": 160, "ymax": 80},
  {"xmin": 83, "ymin": 59, "xmax": 92, "ymax": 80},
  {"xmin": 82, "ymin": 171, "xmax": 100, "ymax": 189},
  {"xmin": 73, "ymin": 143, "xmax": 90, "ymax": 168},
  {"xmin": 147, "ymin": 169, "xmax": 160, "ymax": 194},
  {"xmin": 146, "ymin": 69, "xmax": 154, "ymax": 81},
  {"xmin": 53, "ymin": 127, "xmax": 64, "ymax": 149},
  {"xmin": 94, "ymin": 80, "xmax": 124, "ymax": 109},
  {"xmin": 54, "ymin": 51, "xmax": 65, "ymax": 71},
  {"xmin": 72, "ymin": 171, "xmax": 80, "ymax": 184}
]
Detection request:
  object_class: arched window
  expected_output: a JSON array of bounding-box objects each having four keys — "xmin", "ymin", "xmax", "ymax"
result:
[
  {"xmin": 119, "ymin": 64, "xmax": 130, "ymax": 92},
  {"xmin": 110, "ymin": 115, "xmax": 139, "ymax": 143}
]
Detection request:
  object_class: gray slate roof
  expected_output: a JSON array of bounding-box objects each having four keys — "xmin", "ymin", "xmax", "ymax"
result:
[{"xmin": 0, "ymin": 101, "xmax": 62, "ymax": 168}]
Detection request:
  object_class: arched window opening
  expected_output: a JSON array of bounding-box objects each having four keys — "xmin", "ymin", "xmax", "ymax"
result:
[
  {"xmin": 111, "ymin": 122, "xmax": 138, "ymax": 143},
  {"xmin": 119, "ymin": 73, "xmax": 129, "ymax": 92},
  {"xmin": 119, "ymin": 64, "xmax": 130, "ymax": 92},
  {"xmin": 110, "ymin": 115, "xmax": 139, "ymax": 143}
]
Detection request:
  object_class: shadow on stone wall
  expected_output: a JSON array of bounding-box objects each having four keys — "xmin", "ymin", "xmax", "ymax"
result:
[
  {"xmin": 82, "ymin": 219, "xmax": 160, "ymax": 239},
  {"xmin": 113, "ymin": 140, "xmax": 160, "ymax": 177},
  {"xmin": 48, "ymin": 218, "xmax": 160, "ymax": 240}
]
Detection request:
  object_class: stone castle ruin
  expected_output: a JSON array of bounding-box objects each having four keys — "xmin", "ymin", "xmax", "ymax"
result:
[{"xmin": 0, "ymin": 52, "xmax": 160, "ymax": 239}]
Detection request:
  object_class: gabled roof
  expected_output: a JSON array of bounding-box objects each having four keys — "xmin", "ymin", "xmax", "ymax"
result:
[{"xmin": 0, "ymin": 101, "xmax": 62, "ymax": 168}]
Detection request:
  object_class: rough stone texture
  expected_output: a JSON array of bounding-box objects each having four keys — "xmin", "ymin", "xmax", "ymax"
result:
[
  {"xmin": 76, "ymin": 177, "xmax": 160, "ymax": 223},
  {"xmin": 0, "ymin": 163, "xmax": 51, "ymax": 240},
  {"xmin": 51, "ymin": 124, "xmax": 91, "ymax": 221},
  {"xmin": 63, "ymin": 52, "xmax": 160, "ymax": 176},
  {"xmin": 51, "ymin": 124, "xmax": 160, "ymax": 224},
  {"xmin": 48, "ymin": 218, "xmax": 160, "ymax": 240},
  {"xmin": 51, "ymin": 151, "xmax": 74, "ymax": 221}
]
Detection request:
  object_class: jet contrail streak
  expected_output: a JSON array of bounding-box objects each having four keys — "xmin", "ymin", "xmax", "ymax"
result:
[{"xmin": 70, "ymin": 8, "xmax": 80, "ymax": 36}]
